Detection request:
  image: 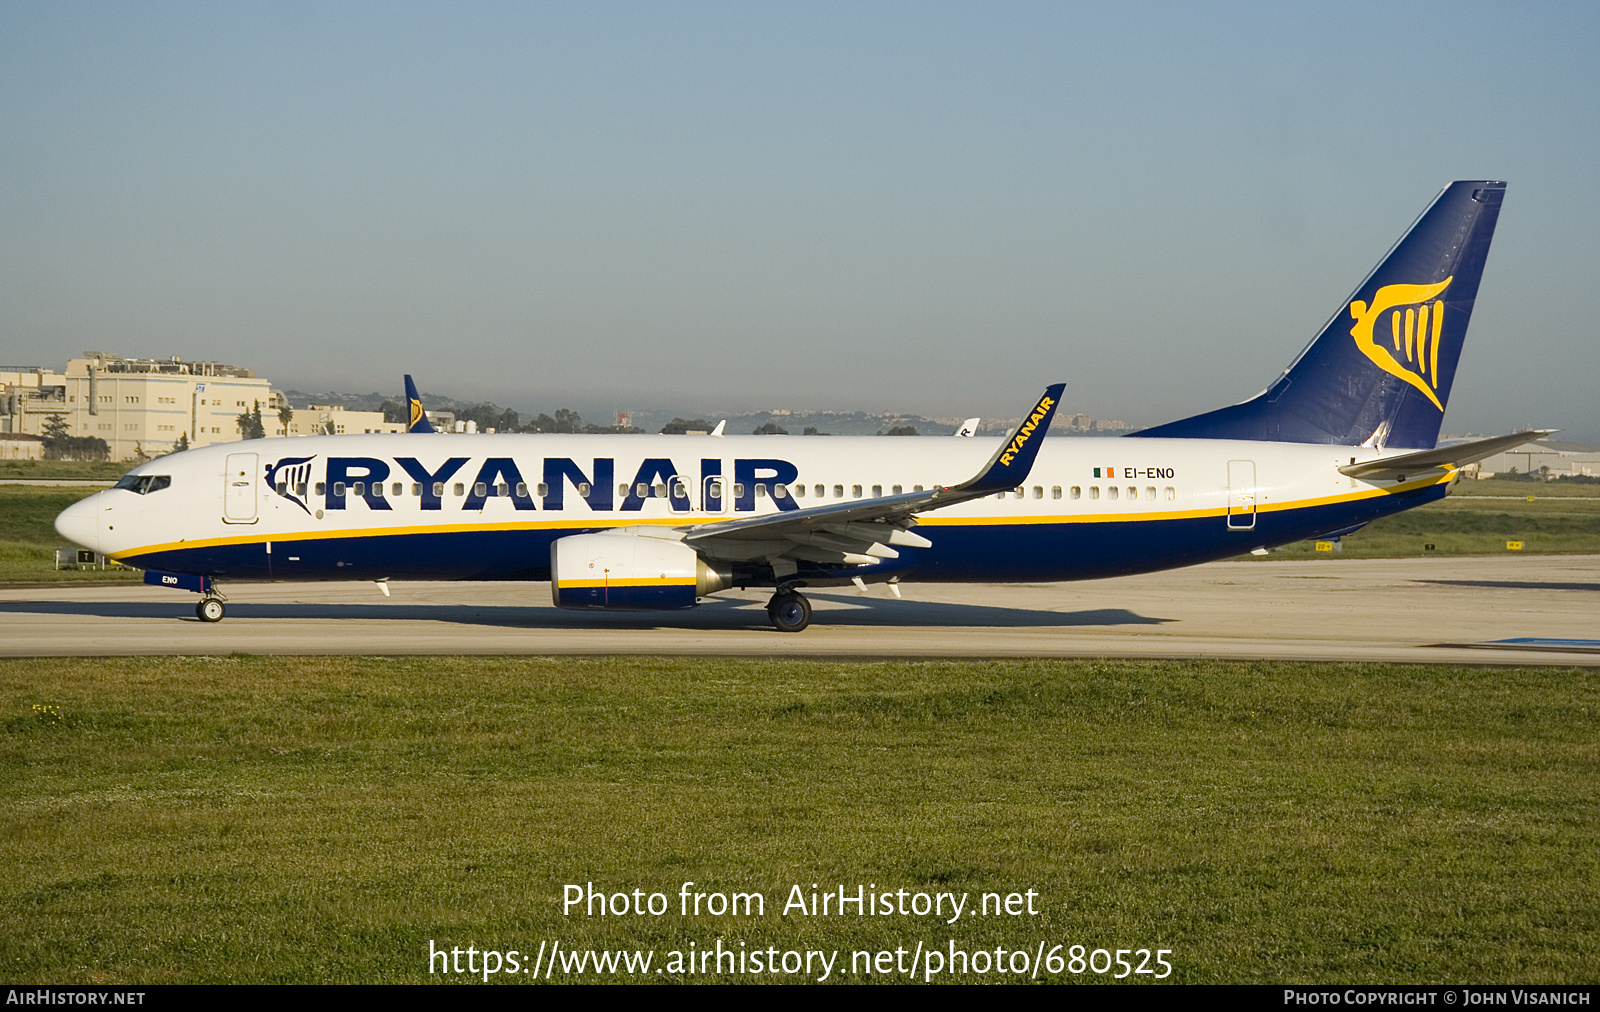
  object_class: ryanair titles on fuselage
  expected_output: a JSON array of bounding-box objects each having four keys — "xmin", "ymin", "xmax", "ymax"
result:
[{"xmin": 271, "ymin": 453, "xmax": 804, "ymax": 515}]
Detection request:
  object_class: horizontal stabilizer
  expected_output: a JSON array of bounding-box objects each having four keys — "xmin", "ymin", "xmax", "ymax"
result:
[{"xmin": 1340, "ymin": 430, "xmax": 1555, "ymax": 478}]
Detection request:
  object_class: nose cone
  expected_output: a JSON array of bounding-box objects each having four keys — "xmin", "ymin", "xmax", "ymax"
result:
[{"xmin": 54, "ymin": 496, "xmax": 101, "ymax": 552}]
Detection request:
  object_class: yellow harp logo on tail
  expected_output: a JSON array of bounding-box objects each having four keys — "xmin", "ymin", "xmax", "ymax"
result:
[
  {"xmin": 409, "ymin": 398, "xmax": 424, "ymax": 429},
  {"xmin": 1348, "ymin": 277, "xmax": 1453, "ymax": 410}
]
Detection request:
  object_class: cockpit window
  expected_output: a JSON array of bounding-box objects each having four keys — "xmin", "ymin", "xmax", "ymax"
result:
[{"xmin": 114, "ymin": 474, "xmax": 172, "ymax": 495}]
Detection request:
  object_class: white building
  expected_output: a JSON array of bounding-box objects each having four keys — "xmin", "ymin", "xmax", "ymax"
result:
[
  {"xmin": 1474, "ymin": 437, "xmax": 1600, "ymax": 479},
  {"xmin": 1, "ymin": 353, "xmax": 283, "ymax": 461},
  {"xmin": 286, "ymin": 405, "xmax": 404, "ymax": 436}
]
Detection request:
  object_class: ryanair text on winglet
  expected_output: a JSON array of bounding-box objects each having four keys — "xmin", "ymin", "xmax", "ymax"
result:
[{"xmin": 998, "ymin": 395, "xmax": 1056, "ymax": 467}]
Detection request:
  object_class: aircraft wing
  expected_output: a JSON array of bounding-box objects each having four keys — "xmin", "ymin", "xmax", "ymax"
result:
[
  {"xmin": 683, "ymin": 384, "xmax": 1064, "ymax": 570},
  {"xmin": 1339, "ymin": 429, "xmax": 1556, "ymax": 479}
]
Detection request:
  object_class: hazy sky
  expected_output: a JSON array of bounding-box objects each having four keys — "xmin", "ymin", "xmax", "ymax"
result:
[{"xmin": 3, "ymin": 1, "xmax": 1597, "ymax": 441}]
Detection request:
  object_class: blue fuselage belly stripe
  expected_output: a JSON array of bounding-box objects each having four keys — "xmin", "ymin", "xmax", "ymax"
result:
[{"xmin": 121, "ymin": 486, "xmax": 1444, "ymax": 584}]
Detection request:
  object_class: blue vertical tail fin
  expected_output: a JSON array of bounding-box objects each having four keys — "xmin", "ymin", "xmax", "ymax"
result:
[
  {"xmin": 403, "ymin": 375, "xmax": 437, "ymax": 433},
  {"xmin": 1133, "ymin": 181, "xmax": 1506, "ymax": 449}
]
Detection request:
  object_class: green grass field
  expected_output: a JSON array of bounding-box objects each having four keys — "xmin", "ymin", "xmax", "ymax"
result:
[
  {"xmin": 2, "ymin": 656, "xmax": 1596, "ymax": 983},
  {"xmin": 1257, "ymin": 487, "xmax": 1600, "ymax": 560},
  {"xmin": 0, "ymin": 486, "xmax": 140, "ymax": 583},
  {"xmin": 0, "ymin": 460, "xmax": 132, "ymax": 481}
]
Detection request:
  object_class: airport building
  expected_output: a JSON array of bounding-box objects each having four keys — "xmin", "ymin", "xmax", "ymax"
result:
[
  {"xmin": 285, "ymin": 405, "xmax": 405, "ymax": 436},
  {"xmin": 1, "ymin": 353, "xmax": 284, "ymax": 461},
  {"xmin": 1474, "ymin": 436, "xmax": 1600, "ymax": 479}
]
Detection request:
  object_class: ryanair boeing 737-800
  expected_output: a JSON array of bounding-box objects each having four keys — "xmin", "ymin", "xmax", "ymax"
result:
[{"xmin": 55, "ymin": 181, "xmax": 1545, "ymax": 632}]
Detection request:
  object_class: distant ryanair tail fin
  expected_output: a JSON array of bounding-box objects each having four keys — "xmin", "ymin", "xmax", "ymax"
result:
[
  {"xmin": 1133, "ymin": 181, "xmax": 1506, "ymax": 449},
  {"xmin": 403, "ymin": 374, "xmax": 436, "ymax": 433}
]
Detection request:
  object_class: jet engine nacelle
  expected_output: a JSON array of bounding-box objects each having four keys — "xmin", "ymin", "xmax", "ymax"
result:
[{"xmin": 551, "ymin": 529, "xmax": 732, "ymax": 610}]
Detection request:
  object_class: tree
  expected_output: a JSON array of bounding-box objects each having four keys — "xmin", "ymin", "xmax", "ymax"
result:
[
  {"xmin": 278, "ymin": 404, "xmax": 294, "ymax": 433},
  {"xmin": 41, "ymin": 415, "xmax": 108, "ymax": 461},
  {"xmin": 752, "ymin": 422, "xmax": 788, "ymax": 435},
  {"xmin": 882, "ymin": 425, "xmax": 919, "ymax": 436},
  {"xmin": 661, "ymin": 417, "xmax": 711, "ymax": 434},
  {"xmin": 236, "ymin": 401, "xmax": 266, "ymax": 440},
  {"xmin": 42, "ymin": 414, "xmax": 69, "ymax": 453},
  {"xmin": 379, "ymin": 399, "xmax": 405, "ymax": 424},
  {"xmin": 173, "ymin": 431, "xmax": 190, "ymax": 453}
]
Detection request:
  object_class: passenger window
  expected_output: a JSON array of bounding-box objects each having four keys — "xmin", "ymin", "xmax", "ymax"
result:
[
  {"xmin": 1013, "ymin": 488, "xmax": 1024, "ymax": 499},
  {"xmin": 1051, "ymin": 486, "xmax": 1062, "ymax": 499},
  {"xmin": 893, "ymin": 484, "xmax": 903, "ymax": 495},
  {"xmin": 673, "ymin": 480, "xmax": 689, "ymax": 498},
  {"xmin": 1107, "ymin": 486, "xmax": 1118, "ymax": 500},
  {"xmin": 773, "ymin": 483, "xmax": 787, "ymax": 499},
  {"xmin": 815, "ymin": 484, "xmax": 825, "ymax": 498},
  {"xmin": 795, "ymin": 484, "xmax": 805, "ymax": 498},
  {"xmin": 316, "ymin": 482, "xmax": 327, "ymax": 496},
  {"xmin": 1146, "ymin": 486, "xmax": 1156, "ymax": 500},
  {"xmin": 1070, "ymin": 486, "xmax": 1081, "ymax": 499},
  {"xmin": 412, "ymin": 483, "xmax": 422, "ymax": 496},
  {"xmin": 1032, "ymin": 486, "xmax": 1043, "ymax": 499},
  {"xmin": 733, "ymin": 483, "xmax": 745, "ymax": 498},
  {"xmin": 755, "ymin": 484, "xmax": 768, "ymax": 498},
  {"xmin": 432, "ymin": 482, "xmax": 444, "ymax": 497},
  {"xmin": 832, "ymin": 484, "xmax": 843, "ymax": 498},
  {"xmin": 516, "ymin": 482, "xmax": 529, "ymax": 497},
  {"xmin": 653, "ymin": 482, "xmax": 667, "ymax": 498},
  {"xmin": 913, "ymin": 485, "xmax": 924, "ymax": 492},
  {"xmin": 453, "ymin": 483, "xmax": 464, "ymax": 496},
  {"xmin": 619, "ymin": 483, "xmax": 630, "ymax": 497},
  {"xmin": 1126, "ymin": 486, "xmax": 1137, "ymax": 499},
  {"xmin": 872, "ymin": 485, "xmax": 882, "ymax": 497},
  {"xmin": 1165, "ymin": 486, "xmax": 1175, "ymax": 500},
  {"xmin": 391, "ymin": 482, "xmax": 402, "ymax": 496},
  {"xmin": 276, "ymin": 481, "xmax": 287, "ymax": 495},
  {"xmin": 353, "ymin": 482, "xmax": 365, "ymax": 497},
  {"xmin": 474, "ymin": 483, "xmax": 487, "ymax": 497},
  {"xmin": 852, "ymin": 485, "xmax": 862, "ymax": 498},
  {"xmin": 577, "ymin": 483, "xmax": 590, "ymax": 497}
]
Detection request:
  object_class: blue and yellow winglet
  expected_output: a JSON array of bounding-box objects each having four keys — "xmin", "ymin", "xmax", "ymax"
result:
[
  {"xmin": 955, "ymin": 382, "xmax": 1066, "ymax": 495},
  {"xmin": 403, "ymin": 374, "xmax": 437, "ymax": 433}
]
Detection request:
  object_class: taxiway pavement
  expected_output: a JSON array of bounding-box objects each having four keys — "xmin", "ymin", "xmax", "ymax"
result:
[{"xmin": 2, "ymin": 555, "xmax": 1596, "ymax": 664}]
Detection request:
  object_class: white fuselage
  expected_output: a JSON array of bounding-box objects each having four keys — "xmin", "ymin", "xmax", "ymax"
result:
[{"xmin": 56, "ymin": 431, "xmax": 1452, "ymax": 588}]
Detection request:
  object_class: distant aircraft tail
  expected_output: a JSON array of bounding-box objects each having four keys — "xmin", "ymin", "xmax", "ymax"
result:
[
  {"xmin": 1133, "ymin": 181, "xmax": 1506, "ymax": 449},
  {"xmin": 403, "ymin": 374, "xmax": 437, "ymax": 433}
]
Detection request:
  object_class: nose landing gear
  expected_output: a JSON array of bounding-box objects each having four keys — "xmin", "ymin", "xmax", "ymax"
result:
[
  {"xmin": 767, "ymin": 590, "xmax": 812, "ymax": 633},
  {"xmin": 196, "ymin": 596, "xmax": 226, "ymax": 622}
]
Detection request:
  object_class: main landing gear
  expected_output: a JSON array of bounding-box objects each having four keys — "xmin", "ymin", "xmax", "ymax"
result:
[{"xmin": 767, "ymin": 590, "xmax": 812, "ymax": 633}]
